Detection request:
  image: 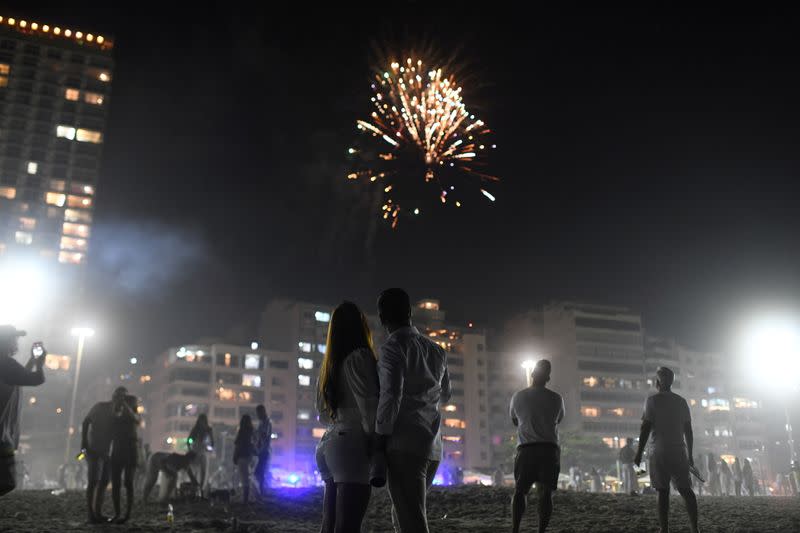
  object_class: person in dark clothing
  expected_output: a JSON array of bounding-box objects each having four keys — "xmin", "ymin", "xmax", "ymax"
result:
[
  {"xmin": 733, "ymin": 457, "xmax": 743, "ymax": 497},
  {"xmin": 0, "ymin": 325, "xmax": 45, "ymax": 497},
  {"xmin": 110, "ymin": 394, "xmax": 141, "ymax": 523},
  {"xmin": 233, "ymin": 414, "xmax": 256, "ymax": 504},
  {"xmin": 82, "ymin": 387, "xmax": 126, "ymax": 523},
  {"xmin": 742, "ymin": 458, "xmax": 755, "ymax": 496},
  {"xmin": 188, "ymin": 413, "xmax": 214, "ymax": 497},
  {"xmin": 254, "ymin": 405, "xmax": 272, "ymax": 496}
]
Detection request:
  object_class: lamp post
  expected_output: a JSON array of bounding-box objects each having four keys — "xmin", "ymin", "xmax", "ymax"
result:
[{"xmin": 65, "ymin": 326, "xmax": 94, "ymax": 463}]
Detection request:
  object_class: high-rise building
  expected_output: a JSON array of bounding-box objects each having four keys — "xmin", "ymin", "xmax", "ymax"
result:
[{"xmin": 0, "ymin": 14, "xmax": 113, "ymax": 266}]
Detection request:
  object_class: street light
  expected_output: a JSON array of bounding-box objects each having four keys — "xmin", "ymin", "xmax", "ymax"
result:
[
  {"xmin": 521, "ymin": 358, "xmax": 538, "ymax": 387},
  {"xmin": 741, "ymin": 315, "xmax": 800, "ymax": 462},
  {"xmin": 65, "ymin": 326, "xmax": 95, "ymax": 462}
]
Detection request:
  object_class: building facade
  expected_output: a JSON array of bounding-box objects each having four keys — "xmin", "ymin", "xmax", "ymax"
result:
[{"xmin": 0, "ymin": 14, "xmax": 113, "ymax": 266}]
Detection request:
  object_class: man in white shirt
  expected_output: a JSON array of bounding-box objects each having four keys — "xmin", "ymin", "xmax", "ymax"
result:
[
  {"xmin": 634, "ymin": 366, "xmax": 699, "ymax": 533},
  {"xmin": 509, "ymin": 359, "xmax": 564, "ymax": 533},
  {"xmin": 375, "ymin": 288, "xmax": 450, "ymax": 533}
]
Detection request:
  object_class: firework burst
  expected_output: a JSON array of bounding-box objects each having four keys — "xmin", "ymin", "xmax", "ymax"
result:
[{"xmin": 348, "ymin": 56, "xmax": 498, "ymax": 228}]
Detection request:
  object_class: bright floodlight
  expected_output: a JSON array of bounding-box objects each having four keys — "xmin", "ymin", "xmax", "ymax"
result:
[
  {"xmin": 0, "ymin": 260, "xmax": 46, "ymax": 323},
  {"xmin": 741, "ymin": 315, "xmax": 800, "ymax": 391},
  {"xmin": 130, "ymin": 356, "xmax": 138, "ymax": 365},
  {"xmin": 250, "ymin": 341, "xmax": 259, "ymax": 350},
  {"xmin": 71, "ymin": 327, "xmax": 95, "ymax": 338},
  {"xmin": 521, "ymin": 359, "xmax": 538, "ymax": 371}
]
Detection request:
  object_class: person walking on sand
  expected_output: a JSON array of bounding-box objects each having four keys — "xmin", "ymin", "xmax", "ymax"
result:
[
  {"xmin": 706, "ymin": 453, "xmax": 720, "ymax": 496},
  {"xmin": 0, "ymin": 326, "xmax": 45, "ymax": 497},
  {"xmin": 719, "ymin": 457, "xmax": 732, "ymax": 496},
  {"xmin": 233, "ymin": 414, "xmax": 256, "ymax": 504},
  {"xmin": 315, "ymin": 302, "xmax": 380, "ymax": 533},
  {"xmin": 634, "ymin": 367, "xmax": 700, "ymax": 533},
  {"xmin": 742, "ymin": 459, "xmax": 755, "ymax": 497},
  {"xmin": 82, "ymin": 387, "xmax": 127, "ymax": 523},
  {"xmin": 510, "ymin": 359, "xmax": 565, "ymax": 533},
  {"xmin": 374, "ymin": 288, "xmax": 451, "ymax": 533},
  {"xmin": 619, "ymin": 438, "xmax": 638, "ymax": 495}
]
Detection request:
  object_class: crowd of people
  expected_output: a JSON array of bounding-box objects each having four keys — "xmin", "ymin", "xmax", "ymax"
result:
[{"xmin": 0, "ymin": 289, "xmax": 798, "ymax": 532}]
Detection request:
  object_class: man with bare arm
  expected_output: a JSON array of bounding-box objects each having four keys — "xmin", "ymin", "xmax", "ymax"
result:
[{"xmin": 635, "ymin": 367, "xmax": 700, "ymax": 533}]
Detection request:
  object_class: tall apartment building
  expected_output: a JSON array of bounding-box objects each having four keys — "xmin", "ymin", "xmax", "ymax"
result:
[
  {"xmin": 0, "ymin": 14, "xmax": 113, "ymax": 266},
  {"xmin": 146, "ymin": 343, "xmax": 301, "ymax": 479}
]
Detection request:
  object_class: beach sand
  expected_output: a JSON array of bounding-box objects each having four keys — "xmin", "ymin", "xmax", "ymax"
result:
[{"xmin": 1, "ymin": 486, "xmax": 798, "ymax": 532}]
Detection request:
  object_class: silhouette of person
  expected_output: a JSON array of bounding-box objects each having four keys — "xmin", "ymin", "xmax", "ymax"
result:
[
  {"xmin": 619, "ymin": 438, "xmax": 638, "ymax": 495},
  {"xmin": 233, "ymin": 414, "xmax": 256, "ymax": 504},
  {"xmin": 110, "ymin": 394, "xmax": 141, "ymax": 523},
  {"xmin": 82, "ymin": 386, "xmax": 127, "ymax": 523},
  {"xmin": 742, "ymin": 458, "xmax": 755, "ymax": 496},
  {"xmin": 315, "ymin": 302, "xmax": 379, "ymax": 533},
  {"xmin": 375, "ymin": 288, "xmax": 451, "ymax": 533},
  {"xmin": 0, "ymin": 325, "xmax": 45, "ymax": 497},
  {"xmin": 188, "ymin": 413, "xmax": 214, "ymax": 497},
  {"xmin": 634, "ymin": 367, "xmax": 699, "ymax": 533},
  {"xmin": 254, "ymin": 405, "xmax": 272, "ymax": 495},
  {"xmin": 733, "ymin": 457, "xmax": 743, "ymax": 497},
  {"xmin": 510, "ymin": 359, "xmax": 565, "ymax": 533},
  {"xmin": 719, "ymin": 457, "xmax": 732, "ymax": 496},
  {"xmin": 590, "ymin": 467, "xmax": 603, "ymax": 493}
]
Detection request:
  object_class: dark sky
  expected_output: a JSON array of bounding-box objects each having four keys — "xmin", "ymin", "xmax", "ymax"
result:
[{"xmin": 13, "ymin": 4, "xmax": 800, "ymax": 357}]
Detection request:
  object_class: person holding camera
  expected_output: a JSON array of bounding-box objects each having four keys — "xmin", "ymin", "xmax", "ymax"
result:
[{"xmin": 0, "ymin": 325, "xmax": 46, "ymax": 497}]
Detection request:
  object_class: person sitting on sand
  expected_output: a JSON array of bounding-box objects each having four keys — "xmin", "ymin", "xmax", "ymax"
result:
[
  {"xmin": 509, "ymin": 359, "xmax": 565, "ymax": 533},
  {"xmin": 634, "ymin": 366, "xmax": 700, "ymax": 533},
  {"xmin": 142, "ymin": 450, "xmax": 198, "ymax": 503}
]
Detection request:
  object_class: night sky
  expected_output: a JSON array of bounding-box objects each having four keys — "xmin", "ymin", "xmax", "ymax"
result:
[{"xmin": 12, "ymin": 4, "xmax": 800, "ymax": 358}]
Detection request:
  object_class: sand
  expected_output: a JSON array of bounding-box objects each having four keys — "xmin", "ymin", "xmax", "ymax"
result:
[{"xmin": 1, "ymin": 487, "xmax": 798, "ymax": 532}]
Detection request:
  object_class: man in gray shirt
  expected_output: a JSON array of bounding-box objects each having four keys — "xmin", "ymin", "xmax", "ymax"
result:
[
  {"xmin": 375, "ymin": 288, "xmax": 450, "ymax": 533},
  {"xmin": 634, "ymin": 366, "xmax": 699, "ymax": 533},
  {"xmin": 509, "ymin": 359, "xmax": 564, "ymax": 533}
]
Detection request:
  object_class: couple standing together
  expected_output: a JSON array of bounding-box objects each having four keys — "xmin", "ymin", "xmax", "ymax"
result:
[{"xmin": 315, "ymin": 288, "xmax": 450, "ymax": 533}]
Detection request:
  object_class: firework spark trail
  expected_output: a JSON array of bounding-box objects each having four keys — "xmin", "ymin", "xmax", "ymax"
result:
[{"xmin": 349, "ymin": 56, "xmax": 498, "ymax": 227}]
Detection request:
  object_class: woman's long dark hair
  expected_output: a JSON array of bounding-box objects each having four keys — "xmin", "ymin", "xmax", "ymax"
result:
[
  {"xmin": 317, "ymin": 301, "xmax": 375, "ymax": 420},
  {"xmin": 189, "ymin": 413, "xmax": 210, "ymax": 442},
  {"xmin": 235, "ymin": 414, "xmax": 253, "ymax": 444}
]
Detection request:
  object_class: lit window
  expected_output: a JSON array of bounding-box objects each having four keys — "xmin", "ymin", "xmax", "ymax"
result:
[
  {"xmin": 707, "ymin": 398, "xmax": 731, "ymax": 412},
  {"xmin": 602, "ymin": 437, "xmax": 621, "ymax": 449},
  {"xmin": 56, "ymin": 125, "xmax": 76, "ymax": 140},
  {"xmin": 44, "ymin": 354, "xmax": 70, "ymax": 371},
  {"xmin": 297, "ymin": 410, "xmax": 310, "ymax": 420},
  {"xmin": 64, "ymin": 209, "xmax": 92, "ymax": 223},
  {"xmin": 60, "ymin": 236, "xmax": 88, "ymax": 252},
  {"xmin": 27, "ymin": 162, "xmax": 38, "ymax": 175},
  {"xmin": 442, "ymin": 435, "xmax": 462, "ymax": 442},
  {"xmin": 66, "ymin": 195, "xmax": 92, "ymax": 208},
  {"xmin": 607, "ymin": 407, "xmax": 632, "ymax": 417},
  {"xmin": 84, "ymin": 92, "xmax": 104, "ymax": 105},
  {"xmin": 19, "ymin": 217, "xmax": 36, "ymax": 231},
  {"xmin": 580, "ymin": 406, "xmax": 599, "ymax": 418},
  {"xmin": 707, "ymin": 387, "xmax": 717, "ymax": 394},
  {"xmin": 582, "ymin": 376, "xmax": 599, "ymax": 388},
  {"xmin": 0, "ymin": 64, "xmax": 9, "ymax": 75},
  {"xmin": 98, "ymin": 71, "xmax": 111, "ymax": 82},
  {"xmin": 76, "ymin": 129, "xmax": 102, "ymax": 143},
  {"xmin": 0, "ymin": 77, "xmax": 7, "ymax": 88},
  {"xmin": 315, "ymin": 311, "xmax": 330, "ymax": 322},
  {"xmin": 317, "ymin": 344, "xmax": 326, "ymax": 354},
  {"xmin": 242, "ymin": 374, "xmax": 262, "ymax": 388},
  {"xmin": 298, "ymin": 358, "xmax": 313, "ymax": 370},
  {"xmin": 443, "ymin": 418, "xmax": 466, "ymax": 429},
  {"xmin": 444, "ymin": 404, "xmax": 457, "ymax": 412},
  {"xmin": 140, "ymin": 375, "xmax": 152, "ymax": 383},
  {"xmin": 733, "ymin": 397, "xmax": 759, "ymax": 409},
  {"xmin": 50, "ymin": 180, "xmax": 66, "ymax": 191},
  {"xmin": 237, "ymin": 391, "xmax": 252, "ymax": 402},
  {"xmin": 216, "ymin": 387, "xmax": 235, "ymax": 401},
  {"xmin": 0, "ymin": 187, "xmax": 16, "ymax": 200},
  {"xmin": 689, "ymin": 399, "xmax": 697, "ymax": 406},
  {"xmin": 244, "ymin": 353, "xmax": 261, "ymax": 370},
  {"xmin": 46, "ymin": 192, "xmax": 66, "ymax": 207},
  {"xmin": 298, "ymin": 342, "xmax": 312, "ymax": 353},
  {"xmin": 298, "ymin": 375, "xmax": 311, "ymax": 387},
  {"xmin": 70, "ymin": 183, "xmax": 95, "ymax": 196},
  {"xmin": 15, "ymin": 231, "xmax": 33, "ymax": 245},
  {"xmin": 64, "ymin": 88, "xmax": 79, "ymax": 101},
  {"xmin": 701, "ymin": 399, "xmax": 708, "ymax": 407},
  {"xmin": 62, "ymin": 222, "xmax": 90, "ymax": 238},
  {"xmin": 58, "ymin": 251, "xmax": 84, "ymax": 264},
  {"xmin": 312, "ymin": 427, "xmax": 326, "ymax": 438}
]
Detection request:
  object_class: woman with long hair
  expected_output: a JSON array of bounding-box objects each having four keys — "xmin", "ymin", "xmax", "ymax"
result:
[
  {"xmin": 315, "ymin": 301, "xmax": 379, "ymax": 533},
  {"xmin": 188, "ymin": 413, "xmax": 214, "ymax": 497},
  {"xmin": 233, "ymin": 414, "xmax": 256, "ymax": 504}
]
